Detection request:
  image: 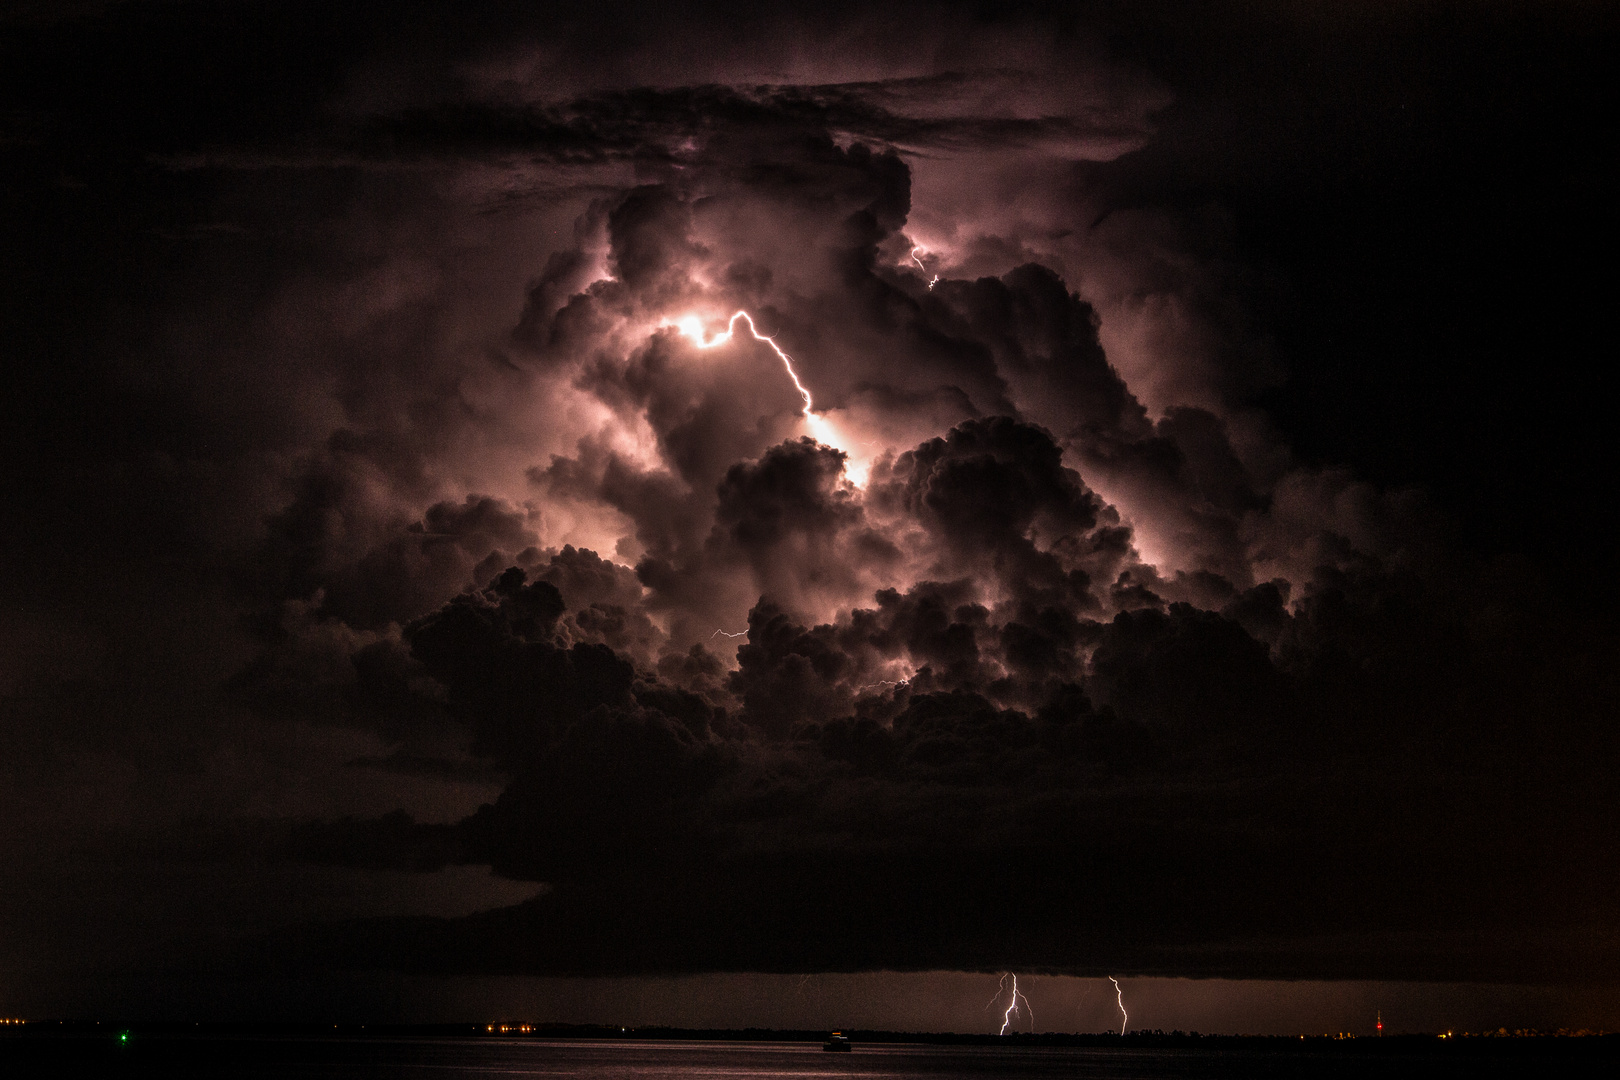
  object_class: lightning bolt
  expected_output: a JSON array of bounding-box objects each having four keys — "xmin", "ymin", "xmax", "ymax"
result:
[
  {"xmin": 909, "ymin": 246, "xmax": 940, "ymax": 290},
  {"xmin": 710, "ymin": 628, "xmax": 747, "ymax": 639},
  {"xmin": 989, "ymin": 972, "xmax": 1033, "ymax": 1035},
  {"xmin": 1108, "ymin": 976, "xmax": 1127, "ymax": 1036},
  {"xmin": 674, "ymin": 311, "xmax": 812, "ymax": 417},
  {"xmin": 670, "ymin": 310, "xmax": 840, "ymax": 449}
]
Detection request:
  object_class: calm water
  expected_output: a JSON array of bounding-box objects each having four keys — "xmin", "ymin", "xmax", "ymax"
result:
[{"xmin": 5, "ymin": 1036, "xmax": 1617, "ymax": 1078}]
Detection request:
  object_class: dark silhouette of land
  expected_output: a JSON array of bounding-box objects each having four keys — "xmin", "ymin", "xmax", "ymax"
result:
[{"xmin": 5, "ymin": 1020, "xmax": 1617, "ymax": 1063}]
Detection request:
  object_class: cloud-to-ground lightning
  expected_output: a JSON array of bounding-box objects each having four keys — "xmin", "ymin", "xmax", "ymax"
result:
[
  {"xmin": 671, "ymin": 311, "xmax": 841, "ymax": 448},
  {"xmin": 1108, "ymin": 976, "xmax": 1127, "ymax": 1035},
  {"xmin": 909, "ymin": 246, "xmax": 940, "ymax": 289},
  {"xmin": 988, "ymin": 973, "xmax": 1033, "ymax": 1035}
]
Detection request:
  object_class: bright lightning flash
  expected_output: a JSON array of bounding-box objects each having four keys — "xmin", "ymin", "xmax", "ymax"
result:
[
  {"xmin": 909, "ymin": 246, "xmax": 940, "ymax": 290},
  {"xmin": 1108, "ymin": 976, "xmax": 1127, "ymax": 1036},
  {"xmin": 990, "ymin": 972, "xmax": 1033, "ymax": 1035},
  {"xmin": 711, "ymin": 628, "xmax": 747, "ymax": 639},
  {"xmin": 669, "ymin": 310, "xmax": 841, "ymax": 449}
]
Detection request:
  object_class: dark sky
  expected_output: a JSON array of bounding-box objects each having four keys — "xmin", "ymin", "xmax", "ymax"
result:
[{"xmin": 2, "ymin": 0, "xmax": 1617, "ymax": 1030}]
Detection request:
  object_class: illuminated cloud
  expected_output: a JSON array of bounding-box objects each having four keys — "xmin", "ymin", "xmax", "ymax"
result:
[{"xmin": 3, "ymin": 0, "xmax": 1616, "ymax": 1017}]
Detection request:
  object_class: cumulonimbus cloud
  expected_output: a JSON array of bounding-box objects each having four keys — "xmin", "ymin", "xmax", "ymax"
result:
[{"xmin": 232, "ymin": 75, "xmax": 1615, "ymax": 984}]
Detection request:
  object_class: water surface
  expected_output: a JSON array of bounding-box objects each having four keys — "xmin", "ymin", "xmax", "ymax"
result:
[{"xmin": 6, "ymin": 1035, "xmax": 1616, "ymax": 1078}]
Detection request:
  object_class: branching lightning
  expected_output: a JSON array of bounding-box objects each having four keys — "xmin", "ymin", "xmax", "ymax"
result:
[
  {"xmin": 909, "ymin": 246, "xmax": 940, "ymax": 289},
  {"xmin": 1108, "ymin": 976, "xmax": 1127, "ymax": 1036},
  {"xmin": 988, "ymin": 972, "xmax": 1033, "ymax": 1035}
]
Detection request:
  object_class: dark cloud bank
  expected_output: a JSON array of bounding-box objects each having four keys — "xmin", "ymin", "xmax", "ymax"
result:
[{"xmin": 2, "ymin": 0, "xmax": 1617, "ymax": 1014}]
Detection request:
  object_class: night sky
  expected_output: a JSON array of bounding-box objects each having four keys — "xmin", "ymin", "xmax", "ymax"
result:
[{"xmin": 2, "ymin": 0, "xmax": 1617, "ymax": 1032}]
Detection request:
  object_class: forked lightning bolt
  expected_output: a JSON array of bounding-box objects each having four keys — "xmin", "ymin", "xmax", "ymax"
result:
[
  {"xmin": 990, "ymin": 972, "xmax": 1033, "ymax": 1035},
  {"xmin": 1108, "ymin": 976, "xmax": 1127, "ymax": 1035}
]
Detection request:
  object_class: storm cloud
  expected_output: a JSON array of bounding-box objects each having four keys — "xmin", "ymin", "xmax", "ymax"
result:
[{"xmin": 3, "ymin": 0, "xmax": 1617, "ymax": 1019}]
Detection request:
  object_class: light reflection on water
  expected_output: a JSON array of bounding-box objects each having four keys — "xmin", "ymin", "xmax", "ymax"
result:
[
  {"xmin": 176, "ymin": 1037, "xmax": 1614, "ymax": 1080},
  {"xmin": 11, "ymin": 1035, "xmax": 1613, "ymax": 1079}
]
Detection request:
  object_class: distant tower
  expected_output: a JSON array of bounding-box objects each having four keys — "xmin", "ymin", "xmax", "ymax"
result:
[{"xmin": 1376, "ymin": 1009, "xmax": 1383, "ymax": 1037}]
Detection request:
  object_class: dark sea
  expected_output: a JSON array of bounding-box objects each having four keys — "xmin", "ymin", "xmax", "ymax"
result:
[{"xmin": 4, "ymin": 1036, "xmax": 1618, "ymax": 1079}]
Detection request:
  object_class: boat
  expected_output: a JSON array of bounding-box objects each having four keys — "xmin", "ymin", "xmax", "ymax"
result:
[{"xmin": 822, "ymin": 1032, "xmax": 852, "ymax": 1052}]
